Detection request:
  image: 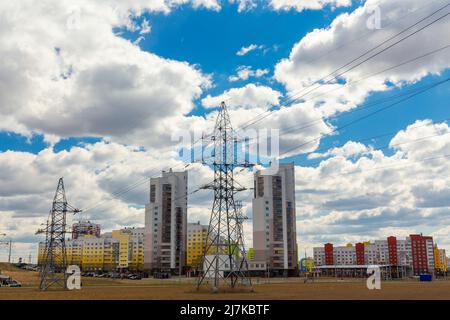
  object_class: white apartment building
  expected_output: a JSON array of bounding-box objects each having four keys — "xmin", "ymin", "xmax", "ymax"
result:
[
  {"xmin": 314, "ymin": 245, "xmax": 357, "ymax": 266},
  {"xmin": 374, "ymin": 239, "xmax": 412, "ymax": 266},
  {"xmin": 252, "ymin": 163, "xmax": 298, "ymax": 276},
  {"xmin": 144, "ymin": 169, "xmax": 188, "ymax": 274},
  {"xmin": 313, "ymin": 234, "xmax": 435, "ymax": 275}
]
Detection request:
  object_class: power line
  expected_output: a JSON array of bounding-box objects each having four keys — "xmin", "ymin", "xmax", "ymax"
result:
[
  {"xmin": 106, "ymin": 175, "xmax": 150, "ymax": 199},
  {"xmin": 303, "ymin": 128, "xmax": 450, "ymax": 168},
  {"xmin": 237, "ymin": 151, "xmax": 450, "ymax": 195},
  {"xmin": 299, "ymin": 153, "xmax": 450, "ymax": 185},
  {"xmin": 80, "ymin": 159, "xmax": 209, "ymax": 219},
  {"xmin": 306, "ymin": 116, "xmax": 450, "ymax": 156},
  {"xmin": 225, "ymin": 94, "xmax": 450, "ymax": 176},
  {"xmin": 278, "ymin": 77, "xmax": 450, "ymax": 158},
  {"xmin": 81, "ymin": 175, "xmax": 152, "ymax": 214},
  {"xmin": 79, "ymin": 133, "xmax": 215, "ymax": 214},
  {"xmin": 284, "ymin": 3, "xmax": 450, "ymax": 103},
  {"xmin": 304, "ymin": 43, "xmax": 450, "ymax": 104},
  {"xmin": 293, "ymin": 152, "xmax": 450, "ymax": 211},
  {"xmin": 241, "ymin": 75, "xmax": 450, "ymax": 146},
  {"xmin": 188, "ymin": 3, "xmax": 450, "ymax": 158},
  {"xmin": 235, "ymin": 4, "xmax": 450, "ymax": 132},
  {"xmin": 234, "ymin": 2, "xmax": 445, "ymax": 131},
  {"xmin": 81, "ymin": 155, "xmax": 203, "ymax": 214},
  {"xmin": 233, "ymin": 78, "xmax": 449, "ymax": 160},
  {"xmin": 171, "ymin": 182, "xmax": 213, "ymax": 204},
  {"xmin": 211, "ymin": 81, "xmax": 449, "ymax": 181},
  {"xmin": 238, "ymin": 147, "xmax": 450, "ymax": 192},
  {"xmin": 294, "ymin": 0, "xmax": 446, "ymax": 70}
]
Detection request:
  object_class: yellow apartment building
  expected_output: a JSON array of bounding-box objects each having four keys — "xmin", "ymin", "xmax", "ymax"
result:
[
  {"xmin": 247, "ymin": 248, "xmax": 254, "ymax": 261},
  {"xmin": 67, "ymin": 239, "xmax": 83, "ymax": 266},
  {"xmin": 82, "ymin": 236, "xmax": 106, "ymax": 271},
  {"xmin": 112, "ymin": 230, "xmax": 130, "ymax": 270},
  {"xmin": 187, "ymin": 222, "xmax": 208, "ymax": 270},
  {"xmin": 38, "ymin": 226, "xmax": 144, "ymax": 273},
  {"xmin": 434, "ymin": 245, "xmax": 447, "ymax": 273}
]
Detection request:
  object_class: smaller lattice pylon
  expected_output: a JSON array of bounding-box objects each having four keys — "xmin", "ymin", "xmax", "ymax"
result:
[{"xmin": 39, "ymin": 178, "xmax": 80, "ymax": 290}]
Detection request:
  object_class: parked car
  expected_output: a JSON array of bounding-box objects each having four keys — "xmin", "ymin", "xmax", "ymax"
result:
[
  {"xmin": 0, "ymin": 275, "xmax": 8, "ymax": 287},
  {"xmin": 0, "ymin": 276, "xmax": 21, "ymax": 287},
  {"xmin": 5, "ymin": 279, "xmax": 21, "ymax": 287}
]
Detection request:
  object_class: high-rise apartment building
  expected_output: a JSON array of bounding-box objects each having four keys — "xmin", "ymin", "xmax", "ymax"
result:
[
  {"xmin": 126, "ymin": 228, "xmax": 145, "ymax": 271},
  {"xmin": 252, "ymin": 163, "xmax": 298, "ymax": 276},
  {"xmin": 144, "ymin": 169, "xmax": 187, "ymax": 274},
  {"xmin": 187, "ymin": 221, "xmax": 208, "ymax": 270},
  {"xmin": 410, "ymin": 234, "xmax": 434, "ymax": 274}
]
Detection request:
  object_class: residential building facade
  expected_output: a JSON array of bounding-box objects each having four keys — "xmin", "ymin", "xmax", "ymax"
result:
[
  {"xmin": 144, "ymin": 169, "xmax": 187, "ymax": 274},
  {"xmin": 187, "ymin": 221, "xmax": 208, "ymax": 270},
  {"xmin": 38, "ymin": 226, "xmax": 144, "ymax": 272},
  {"xmin": 247, "ymin": 248, "xmax": 254, "ymax": 261},
  {"xmin": 313, "ymin": 234, "xmax": 436, "ymax": 275},
  {"xmin": 252, "ymin": 163, "xmax": 298, "ymax": 276},
  {"xmin": 434, "ymin": 246, "xmax": 447, "ymax": 273}
]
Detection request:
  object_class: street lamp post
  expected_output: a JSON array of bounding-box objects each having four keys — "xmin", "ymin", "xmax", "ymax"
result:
[
  {"xmin": 0, "ymin": 234, "xmax": 12, "ymax": 264},
  {"xmin": 0, "ymin": 239, "xmax": 12, "ymax": 263},
  {"xmin": 8, "ymin": 240, "xmax": 11, "ymax": 263}
]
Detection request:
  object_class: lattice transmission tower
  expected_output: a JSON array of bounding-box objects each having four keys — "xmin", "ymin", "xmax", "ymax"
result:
[
  {"xmin": 197, "ymin": 101, "xmax": 253, "ymax": 292},
  {"xmin": 39, "ymin": 178, "xmax": 80, "ymax": 290}
]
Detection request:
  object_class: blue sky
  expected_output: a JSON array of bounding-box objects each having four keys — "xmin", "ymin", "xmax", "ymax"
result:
[
  {"xmin": 2, "ymin": 2, "xmax": 355, "ymax": 154},
  {"xmin": 133, "ymin": 3, "xmax": 347, "ymax": 75},
  {"xmin": 2, "ymin": 0, "xmax": 449, "ymax": 164},
  {"xmin": 115, "ymin": 2, "xmax": 450, "ymax": 169}
]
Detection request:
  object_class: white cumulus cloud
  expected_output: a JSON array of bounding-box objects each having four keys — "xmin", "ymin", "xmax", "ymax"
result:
[
  {"xmin": 202, "ymin": 83, "xmax": 281, "ymax": 110},
  {"xmin": 295, "ymin": 119, "xmax": 450, "ymax": 254},
  {"xmin": 275, "ymin": 0, "xmax": 450, "ymax": 117},
  {"xmin": 0, "ymin": 0, "xmax": 213, "ymax": 151},
  {"xmin": 228, "ymin": 65, "xmax": 270, "ymax": 82},
  {"xmin": 270, "ymin": 0, "xmax": 351, "ymax": 12},
  {"xmin": 236, "ymin": 44, "xmax": 264, "ymax": 56}
]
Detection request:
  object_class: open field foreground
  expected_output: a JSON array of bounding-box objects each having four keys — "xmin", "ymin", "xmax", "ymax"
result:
[{"xmin": 1, "ymin": 267, "xmax": 450, "ymax": 300}]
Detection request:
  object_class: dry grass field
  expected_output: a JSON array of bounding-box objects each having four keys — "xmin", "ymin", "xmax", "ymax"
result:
[{"xmin": 1, "ymin": 264, "xmax": 450, "ymax": 300}]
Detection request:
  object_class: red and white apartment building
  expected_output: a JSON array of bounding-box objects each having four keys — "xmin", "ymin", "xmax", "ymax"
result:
[{"xmin": 314, "ymin": 234, "xmax": 435, "ymax": 276}]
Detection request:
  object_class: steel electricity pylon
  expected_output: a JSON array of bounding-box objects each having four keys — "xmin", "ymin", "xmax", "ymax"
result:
[
  {"xmin": 197, "ymin": 101, "xmax": 253, "ymax": 292},
  {"xmin": 39, "ymin": 178, "xmax": 80, "ymax": 290}
]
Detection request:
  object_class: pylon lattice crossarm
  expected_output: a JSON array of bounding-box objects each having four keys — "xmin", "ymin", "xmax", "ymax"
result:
[{"xmin": 197, "ymin": 102, "xmax": 253, "ymax": 292}]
